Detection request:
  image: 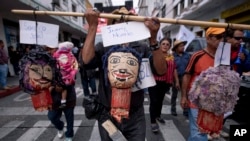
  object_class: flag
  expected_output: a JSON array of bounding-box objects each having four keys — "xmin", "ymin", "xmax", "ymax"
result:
[
  {"xmin": 156, "ymin": 28, "xmax": 164, "ymax": 42},
  {"xmin": 85, "ymin": 0, "xmax": 93, "ymax": 8},
  {"xmin": 176, "ymin": 25, "xmax": 195, "ymax": 50}
]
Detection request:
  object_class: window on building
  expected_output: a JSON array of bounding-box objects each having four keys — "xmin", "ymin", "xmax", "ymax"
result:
[
  {"xmin": 72, "ymin": 4, "xmax": 77, "ymax": 20},
  {"xmin": 82, "ymin": 10, "xmax": 85, "ymax": 25},
  {"xmin": 180, "ymin": 0, "xmax": 184, "ymax": 13},
  {"xmin": 173, "ymin": 5, "xmax": 178, "ymax": 17},
  {"xmin": 188, "ymin": 0, "xmax": 194, "ymax": 5},
  {"xmin": 162, "ymin": 4, "xmax": 166, "ymax": 18}
]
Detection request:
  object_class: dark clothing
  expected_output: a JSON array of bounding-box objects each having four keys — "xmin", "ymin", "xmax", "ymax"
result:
[
  {"xmin": 9, "ymin": 50, "xmax": 20, "ymax": 75},
  {"xmin": 48, "ymin": 85, "xmax": 76, "ymax": 138},
  {"xmin": 50, "ymin": 85, "xmax": 76, "ymax": 110},
  {"xmin": 0, "ymin": 49, "xmax": 8, "ymax": 64},
  {"xmin": 84, "ymin": 41, "xmax": 150, "ymax": 109},
  {"xmin": 47, "ymin": 107, "xmax": 74, "ymax": 138},
  {"xmin": 79, "ymin": 67, "xmax": 97, "ymax": 96},
  {"xmin": 148, "ymin": 81, "xmax": 170, "ymax": 123},
  {"xmin": 83, "ymin": 41, "xmax": 150, "ymax": 140},
  {"xmin": 172, "ymin": 52, "xmax": 190, "ymax": 115},
  {"xmin": 98, "ymin": 106, "xmax": 146, "ymax": 141}
]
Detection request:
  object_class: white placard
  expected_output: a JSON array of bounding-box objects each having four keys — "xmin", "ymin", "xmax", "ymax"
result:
[
  {"xmin": 101, "ymin": 21, "xmax": 150, "ymax": 47},
  {"xmin": 214, "ymin": 42, "xmax": 231, "ymax": 67},
  {"xmin": 19, "ymin": 20, "xmax": 59, "ymax": 47},
  {"xmin": 132, "ymin": 58, "xmax": 156, "ymax": 92}
]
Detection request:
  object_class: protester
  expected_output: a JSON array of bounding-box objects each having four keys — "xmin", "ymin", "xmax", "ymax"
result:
[
  {"xmin": 45, "ymin": 45, "xmax": 77, "ymax": 141},
  {"xmin": 81, "ymin": 7, "xmax": 166, "ymax": 141},
  {"xmin": 53, "ymin": 42, "xmax": 78, "ymax": 108},
  {"xmin": 0, "ymin": 40, "xmax": 10, "ymax": 90},
  {"xmin": 225, "ymin": 28, "xmax": 249, "ymax": 74},
  {"xmin": 148, "ymin": 37, "xmax": 179, "ymax": 133},
  {"xmin": 171, "ymin": 40, "xmax": 190, "ymax": 117},
  {"xmin": 8, "ymin": 46, "xmax": 20, "ymax": 75},
  {"xmin": 220, "ymin": 28, "xmax": 250, "ymax": 138},
  {"xmin": 180, "ymin": 27, "xmax": 225, "ymax": 141},
  {"xmin": 78, "ymin": 47, "xmax": 97, "ymax": 96}
]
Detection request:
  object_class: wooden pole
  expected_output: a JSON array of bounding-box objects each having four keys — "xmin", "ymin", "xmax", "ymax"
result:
[{"xmin": 11, "ymin": 9, "xmax": 250, "ymax": 30}]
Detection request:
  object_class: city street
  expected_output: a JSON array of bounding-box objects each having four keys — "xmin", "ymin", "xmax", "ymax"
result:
[{"xmin": 0, "ymin": 74, "xmax": 233, "ymax": 141}]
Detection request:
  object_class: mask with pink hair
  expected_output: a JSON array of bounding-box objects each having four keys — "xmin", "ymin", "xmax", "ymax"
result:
[{"xmin": 53, "ymin": 41, "xmax": 78, "ymax": 85}]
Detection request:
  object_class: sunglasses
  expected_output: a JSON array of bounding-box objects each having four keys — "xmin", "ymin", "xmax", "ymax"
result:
[
  {"xmin": 233, "ymin": 37, "xmax": 245, "ymax": 41},
  {"xmin": 210, "ymin": 34, "xmax": 223, "ymax": 40}
]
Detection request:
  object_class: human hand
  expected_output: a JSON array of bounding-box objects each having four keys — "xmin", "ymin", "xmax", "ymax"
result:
[
  {"xmin": 84, "ymin": 8, "xmax": 100, "ymax": 27},
  {"xmin": 55, "ymin": 85, "xmax": 63, "ymax": 92},
  {"xmin": 180, "ymin": 96, "xmax": 188, "ymax": 109},
  {"xmin": 175, "ymin": 83, "xmax": 180, "ymax": 90},
  {"xmin": 144, "ymin": 17, "xmax": 160, "ymax": 44},
  {"xmin": 238, "ymin": 52, "xmax": 246, "ymax": 61}
]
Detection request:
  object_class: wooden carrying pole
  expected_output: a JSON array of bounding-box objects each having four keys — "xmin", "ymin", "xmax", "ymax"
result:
[{"xmin": 12, "ymin": 9, "xmax": 250, "ymax": 30}]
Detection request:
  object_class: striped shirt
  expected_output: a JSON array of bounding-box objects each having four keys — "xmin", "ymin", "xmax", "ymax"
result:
[{"xmin": 185, "ymin": 50, "xmax": 214, "ymax": 108}]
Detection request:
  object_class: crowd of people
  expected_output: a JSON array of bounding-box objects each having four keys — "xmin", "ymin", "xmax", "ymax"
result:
[{"xmin": 1, "ymin": 6, "xmax": 250, "ymax": 141}]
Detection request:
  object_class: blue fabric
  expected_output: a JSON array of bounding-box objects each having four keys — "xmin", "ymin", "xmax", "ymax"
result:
[
  {"xmin": 231, "ymin": 48, "xmax": 250, "ymax": 75},
  {"xmin": 173, "ymin": 52, "xmax": 190, "ymax": 77},
  {"xmin": 0, "ymin": 64, "xmax": 8, "ymax": 88},
  {"xmin": 47, "ymin": 107, "xmax": 75, "ymax": 138},
  {"xmin": 188, "ymin": 108, "xmax": 208, "ymax": 141}
]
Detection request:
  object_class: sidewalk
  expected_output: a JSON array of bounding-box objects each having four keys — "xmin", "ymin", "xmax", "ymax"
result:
[{"xmin": 0, "ymin": 75, "xmax": 21, "ymax": 99}]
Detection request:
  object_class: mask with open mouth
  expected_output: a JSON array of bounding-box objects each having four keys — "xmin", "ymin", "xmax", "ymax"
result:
[{"xmin": 103, "ymin": 46, "xmax": 142, "ymax": 122}]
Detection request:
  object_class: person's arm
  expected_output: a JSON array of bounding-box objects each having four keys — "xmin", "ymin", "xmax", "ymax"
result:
[
  {"xmin": 181, "ymin": 73, "xmax": 191, "ymax": 109},
  {"xmin": 144, "ymin": 17, "xmax": 166, "ymax": 75},
  {"xmin": 174, "ymin": 69, "xmax": 180, "ymax": 89},
  {"xmin": 82, "ymin": 9, "xmax": 99, "ymax": 64}
]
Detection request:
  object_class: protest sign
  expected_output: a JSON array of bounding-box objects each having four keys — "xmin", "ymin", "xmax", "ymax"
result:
[
  {"xmin": 101, "ymin": 21, "xmax": 150, "ymax": 47},
  {"xmin": 19, "ymin": 20, "xmax": 59, "ymax": 47},
  {"xmin": 132, "ymin": 58, "xmax": 156, "ymax": 92}
]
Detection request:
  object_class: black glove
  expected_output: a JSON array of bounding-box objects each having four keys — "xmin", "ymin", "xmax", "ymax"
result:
[
  {"xmin": 82, "ymin": 95, "xmax": 103, "ymax": 119},
  {"xmin": 98, "ymin": 106, "xmax": 112, "ymax": 124}
]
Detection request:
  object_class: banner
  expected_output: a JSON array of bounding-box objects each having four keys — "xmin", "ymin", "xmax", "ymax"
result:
[{"xmin": 176, "ymin": 25, "xmax": 195, "ymax": 50}]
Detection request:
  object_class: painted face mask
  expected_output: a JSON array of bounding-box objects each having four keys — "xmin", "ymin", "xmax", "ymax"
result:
[
  {"xmin": 103, "ymin": 46, "xmax": 142, "ymax": 122},
  {"xmin": 19, "ymin": 47, "xmax": 61, "ymax": 111},
  {"xmin": 108, "ymin": 52, "xmax": 139, "ymax": 88},
  {"xmin": 53, "ymin": 42, "xmax": 78, "ymax": 86}
]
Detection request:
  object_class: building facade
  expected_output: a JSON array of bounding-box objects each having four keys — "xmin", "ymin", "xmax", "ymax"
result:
[{"xmin": 138, "ymin": 0, "xmax": 250, "ymax": 39}]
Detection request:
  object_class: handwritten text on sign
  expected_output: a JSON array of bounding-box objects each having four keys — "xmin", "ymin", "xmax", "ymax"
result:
[
  {"xmin": 101, "ymin": 21, "xmax": 150, "ymax": 47},
  {"xmin": 19, "ymin": 20, "xmax": 59, "ymax": 47},
  {"xmin": 214, "ymin": 42, "xmax": 231, "ymax": 67},
  {"xmin": 132, "ymin": 58, "xmax": 156, "ymax": 92}
]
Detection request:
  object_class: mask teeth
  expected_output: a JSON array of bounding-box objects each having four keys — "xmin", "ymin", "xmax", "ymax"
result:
[{"xmin": 126, "ymin": 77, "xmax": 128, "ymax": 81}]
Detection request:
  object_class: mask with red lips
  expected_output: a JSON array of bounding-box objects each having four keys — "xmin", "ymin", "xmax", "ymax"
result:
[{"xmin": 108, "ymin": 52, "xmax": 139, "ymax": 88}]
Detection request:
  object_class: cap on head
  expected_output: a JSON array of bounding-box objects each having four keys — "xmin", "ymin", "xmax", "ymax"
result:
[
  {"xmin": 58, "ymin": 41, "xmax": 74, "ymax": 49},
  {"xmin": 172, "ymin": 40, "xmax": 187, "ymax": 51},
  {"xmin": 205, "ymin": 27, "xmax": 225, "ymax": 37},
  {"xmin": 107, "ymin": 7, "xmax": 137, "ymax": 25}
]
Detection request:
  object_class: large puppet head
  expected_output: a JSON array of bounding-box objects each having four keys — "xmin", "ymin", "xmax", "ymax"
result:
[
  {"xmin": 102, "ymin": 46, "xmax": 142, "ymax": 88},
  {"xmin": 19, "ymin": 47, "xmax": 59, "ymax": 94}
]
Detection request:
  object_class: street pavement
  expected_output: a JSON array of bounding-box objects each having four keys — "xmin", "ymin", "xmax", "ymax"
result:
[{"xmin": 0, "ymin": 74, "xmax": 234, "ymax": 141}]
